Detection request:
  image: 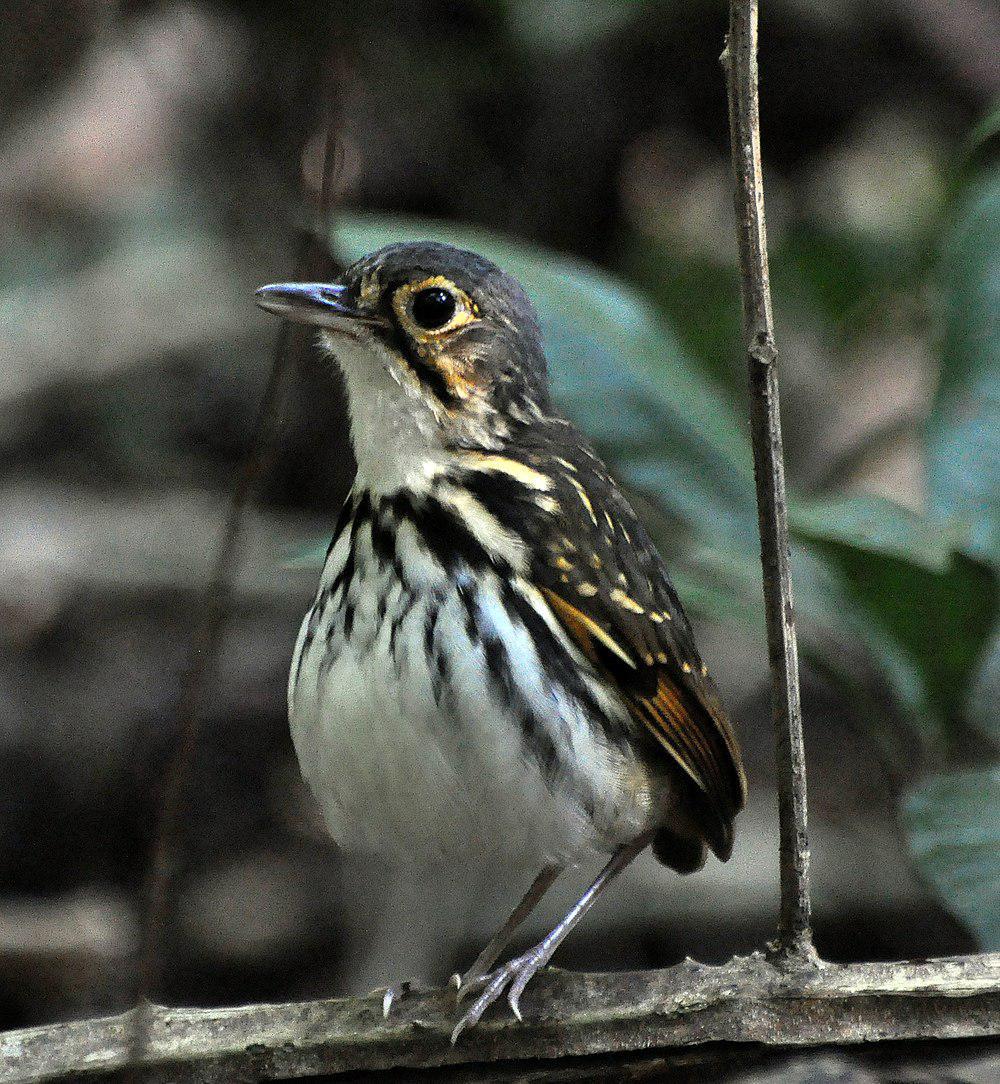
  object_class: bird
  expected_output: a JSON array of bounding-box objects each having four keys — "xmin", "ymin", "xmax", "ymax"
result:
[{"xmin": 255, "ymin": 241, "xmax": 746, "ymax": 1042}]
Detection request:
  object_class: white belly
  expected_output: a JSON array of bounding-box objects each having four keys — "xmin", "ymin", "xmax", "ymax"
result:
[{"xmin": 288, "ymin": 515, "xmax": 647, "ymax": 870}]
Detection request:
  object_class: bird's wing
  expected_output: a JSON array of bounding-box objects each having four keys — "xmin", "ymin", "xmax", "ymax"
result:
[
  {"xmin": 457, "ymin": 435, "xmax": 745, "ymax": 858},
  {"xmin": 539, "ymin": 583, "xmax": 745, "ymax": 858},
  {"xmin": 459, "ymin": 440, "xmax": 747, "ymax": 858}
]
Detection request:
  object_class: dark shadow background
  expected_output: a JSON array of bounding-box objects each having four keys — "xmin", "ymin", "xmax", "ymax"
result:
[{"xmin": 0, "ymin": 0, "xmax": 997, "ymax": 1057}]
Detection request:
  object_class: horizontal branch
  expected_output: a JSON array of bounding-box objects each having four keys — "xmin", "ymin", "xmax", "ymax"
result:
[{"xmin": 3, "ymin": 953, "xmax": 999, "ymax": 1082}]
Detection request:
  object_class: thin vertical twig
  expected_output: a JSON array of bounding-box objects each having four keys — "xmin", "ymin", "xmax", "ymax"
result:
[
  {"xmin": 722, "ymin": 1, "xmax": 816, "ymax": 962},
  {"xmin": 128, "ymin": 77, "xmax": 345, "ymax": 1063},
  {"xmin": 128, "ymin": 299, "xmax": 303, "ymax": 1063}
]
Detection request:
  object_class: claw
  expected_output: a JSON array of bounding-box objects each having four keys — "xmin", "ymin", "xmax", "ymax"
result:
[
  {"xmin": 380, "ymin": 980, "xmax": 412, "ymax": 1018},
  {"xmin": 507, "ymin": 954, "xmax": 545, "ymax": 1016},
  {"xmin": 450, "ymin": 838, "xmax": 645, "ymax": 1040},
  {"xmin": 451, "ymin": 964, "xmax": 514, "ymax": 1043},
  {"xmin": 449, "ymin": 942, "xmax": 552, "ymax": 1043},
  {"xmin": 452, "ymin": 969, "xmax": 490, "ymax": 1004}
]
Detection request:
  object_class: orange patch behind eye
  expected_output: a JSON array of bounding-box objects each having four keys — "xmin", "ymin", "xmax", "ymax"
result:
[
  {"xmin": 392, "ymin": 276, "xmax": 482, "ymax": 402},
  {"xmin": 435, "ymin": 359, "xmax": 478, "ymax": 400}
]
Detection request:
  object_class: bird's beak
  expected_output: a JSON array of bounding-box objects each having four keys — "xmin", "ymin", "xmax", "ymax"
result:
[{"xmin": 254, "ymin": 282, "xmax": 386, "ymax": 329}]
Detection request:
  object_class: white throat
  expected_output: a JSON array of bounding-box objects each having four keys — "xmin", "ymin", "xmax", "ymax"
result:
[{"xmin": 322, "ymin": 329, "xmax": 445, "ymax": 496}]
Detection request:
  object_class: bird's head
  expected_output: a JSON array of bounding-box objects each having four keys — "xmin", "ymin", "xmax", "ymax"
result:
[{"xmin": 256, "ymin": 242, "xmax": 549, "ymax": 491}]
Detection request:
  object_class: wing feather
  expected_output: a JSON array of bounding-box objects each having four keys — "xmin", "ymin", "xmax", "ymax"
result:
[
  {"xmin": 542, "ymin": 585, "xmax": 746, "ymax": 857},
  {"xmin": 454, "ymin": 439, "xmax": 748, "ymax": 859}
]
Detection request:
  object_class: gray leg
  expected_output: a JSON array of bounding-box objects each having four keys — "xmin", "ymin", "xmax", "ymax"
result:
[
  {"xmin": 451, "ymin": 830, "xmax": 654, "ymax": 1043},
  {"xmin": 452, "ymin": 863, "xmax": 563, "ymax": 1000}
]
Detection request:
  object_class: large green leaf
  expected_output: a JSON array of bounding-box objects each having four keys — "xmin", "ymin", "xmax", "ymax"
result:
[
  {"xmin": 788, "ymin": 167, "xmax": 1000, "ymax": 737},
  {"xmin": 788, "ymin": 494, "xmax": 968, "ymax": 574},
  {"xmin": 927, "ymin": 170, "xmax": 1000, "ymax": 568},
  {"xmin": 902, "ymin": 767, "xmax": 1000, "ymax": 950},
  {"xmin": 806, "ymin": 542, "xmax": 997, "ymax": 741},
  {"xmin": 676, "ymin": 533, "xmax": 933, "ymax": 758},
  {"xmin": 962, "ymin": 102, "xmax": 1000, "ymax": 167}
]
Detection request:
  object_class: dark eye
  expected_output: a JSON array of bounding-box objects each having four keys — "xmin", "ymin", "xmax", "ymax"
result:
[{"xmin": 410, "ymin": 286, "xmax": 457, "ymax": 330}]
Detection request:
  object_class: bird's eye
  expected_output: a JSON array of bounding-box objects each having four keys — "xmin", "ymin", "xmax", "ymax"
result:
[{"xmin": 410, "ymin": 286, "xmax": 457, "ymax": 330}]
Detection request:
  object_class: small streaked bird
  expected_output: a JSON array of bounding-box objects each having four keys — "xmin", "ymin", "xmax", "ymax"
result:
[{"xmin": 255, "ymin": 242, "xmax": 746, "ymax": 1041}]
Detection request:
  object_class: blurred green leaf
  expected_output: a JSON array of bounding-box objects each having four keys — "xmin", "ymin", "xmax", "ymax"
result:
[
  {"xmin": 620, "ymin": 237, "xmax": 743, "ymax": 396},
  {"xmin": 679, "ymin": 534, "xmax": 933, "ymax": 747},
  {"xmin": 774, "ymin": 225, "xmax": 900, "ymax": 334},
  {"xmin": 819, "ymin": 542, "xmax": 996, "ymax": 745},
  {"xmin": 789, "ymin": 495, "xmax": 968, "ymax": 573},
  {"xmin": 967, "ymin": 622, "xmax": 1000, "ymax": 743},
  {"xmin": 809, "ymin": 543, "xmax": 997, "ymax": 741},
  {"xmin": 281, "ymin": 538, "xmax": 332, "ymax": 570},
  {"xmin": 902, "ymin": 767, "xmax": 1000, "ymax": 950},
  {"xmin": 502, "ymin": 0, "xmax": 645, "ymax": 55},
  {"xmin": 927, "ymin": 170, "xmax": 1000, "ymax": 568},
  {"xmin": 962, "ymin": 101, "xmax": 1000, "ymax": 164}
]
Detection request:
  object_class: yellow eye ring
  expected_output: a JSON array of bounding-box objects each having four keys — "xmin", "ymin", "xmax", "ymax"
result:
[{"xmin": 393, "ymin": 276, "xmax": 477, "ymax": 339}]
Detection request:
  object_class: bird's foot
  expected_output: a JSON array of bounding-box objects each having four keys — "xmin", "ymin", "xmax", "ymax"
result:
[{"xmin": 450, "ymin": 941, "xmax": 553, "ymax": 1044}]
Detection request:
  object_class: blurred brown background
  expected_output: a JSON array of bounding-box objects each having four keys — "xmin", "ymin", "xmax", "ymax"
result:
[{"xmin": 1, "ymin": 0, "xmax": 998, "ymax": 1054}]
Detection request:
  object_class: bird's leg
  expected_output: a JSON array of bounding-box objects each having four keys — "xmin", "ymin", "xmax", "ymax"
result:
[
  {"xmin": 451, "ymin": 830, "xmax": 654, "ymax": 1043},
  {"xmin": 452, "ymin": 863, "xmax": 563, "ymax": 1001}
]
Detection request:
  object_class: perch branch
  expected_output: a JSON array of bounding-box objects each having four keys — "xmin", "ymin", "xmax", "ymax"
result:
[
  {"xmin": 722, "ymin": 0, "xmax": 814, "ymax": 959},
  {"xmin": 3, "ymin": 954, "xmax": 998, "ymax": 1082}
]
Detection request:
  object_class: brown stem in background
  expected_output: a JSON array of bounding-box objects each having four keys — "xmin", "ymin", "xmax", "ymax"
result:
[
  {"xmin": 128, "ymin": 80, "xmax": 344, "ymax": 1062},
  {"xmin": 722, "ymin": 2, "xmax": 816, "ymax": 961}
]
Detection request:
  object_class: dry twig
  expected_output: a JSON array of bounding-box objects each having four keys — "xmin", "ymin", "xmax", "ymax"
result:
[
  {"xmin": 128, "ymin": 100, "xmax": 343, "ymax": 1061},
  {"xmin": 722, "ymin": 0, "xmax": 814, "ymax": 961}
]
